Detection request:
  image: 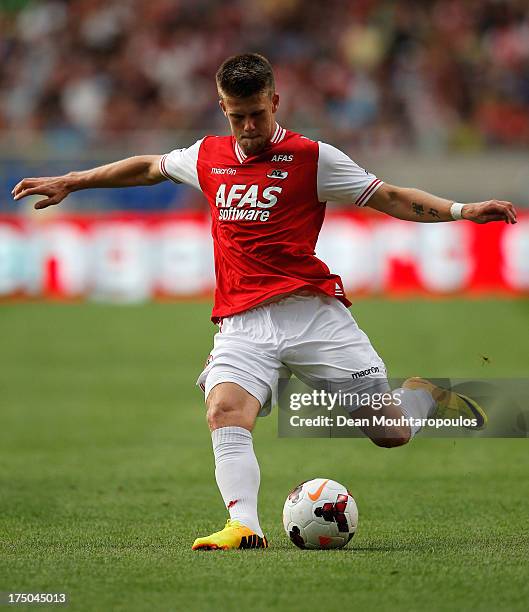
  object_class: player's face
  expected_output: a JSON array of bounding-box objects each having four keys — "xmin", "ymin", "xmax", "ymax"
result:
[{"xmin": 220, "ymin": 90, "xmax": 279, "ymax": 156}]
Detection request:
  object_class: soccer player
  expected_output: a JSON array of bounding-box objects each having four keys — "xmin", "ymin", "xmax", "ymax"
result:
[{"xmin": 13, "ymin": 53, "xmax": 517, "ymax": 551}]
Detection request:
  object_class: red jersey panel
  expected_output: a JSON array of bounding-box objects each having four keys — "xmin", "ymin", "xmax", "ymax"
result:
[{"xmin": 160, "ymin": 127, "xmax": 382, "ymax": 322}]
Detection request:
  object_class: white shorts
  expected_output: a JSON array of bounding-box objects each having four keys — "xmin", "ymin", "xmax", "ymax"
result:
[{"xmin": 196, "ymin": 292, "xmax": 388, "ymax": 416}]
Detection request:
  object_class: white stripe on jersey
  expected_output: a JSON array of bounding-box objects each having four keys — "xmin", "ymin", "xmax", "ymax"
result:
[
  {"xmin": 159, "ymin": 153, "xmax": 170, "ymax": 179},
  {"xmin": 159, "ymin": 153, "xmax": 182, "ymax": 184},
  {"xmin": 356, "ymin": 179, "xmax": 382, "ymax": 207},
  {"xmin": 235, "ymin": 141, "xmax": 246, "ymax": 164},
  {"xmin": 159, "ymin": 139, "xmax": 203, "ymax": 189},
  {"xmin": 317, "ymin": 142, "xmax": 383, "ymax": 206},
  {"xmin": 271, "ymin": 125, "xmax": 286, "ymax": 144}
]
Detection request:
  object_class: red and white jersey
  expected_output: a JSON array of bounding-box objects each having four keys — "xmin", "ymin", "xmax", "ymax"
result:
[{"xmin": 160, "ymin": 124, "xmax": 383, "ymax": 322}]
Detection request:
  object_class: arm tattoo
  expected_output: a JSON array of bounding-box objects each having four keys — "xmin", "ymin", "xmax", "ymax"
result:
[
  {"xmin": 411, "ymin": 202, "xmax": 424, "ymax": 216},
  {"xmin": 428, "ymin": 208, "xmax": 440, "ymax": 219}
]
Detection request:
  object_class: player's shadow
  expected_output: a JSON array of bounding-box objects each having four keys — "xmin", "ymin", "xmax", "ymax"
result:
[
  {"xmin": 348, "ymin": 539, "xmax": 461, "ymax": 553},
  {"xmin": 276, "ymin": 538, "xmax": 446, "ymax": 552},
  {"xmin": 276, "ymin": 542, "xmax": 423, "ymax": 552},
  {"xmin": 350, "ymin": 544, "xmax": 420, "ymax": 552}
]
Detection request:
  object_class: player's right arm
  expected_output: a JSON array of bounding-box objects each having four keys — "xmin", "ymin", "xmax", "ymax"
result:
[{"xmin": 12, "ymin": 155, "xmax": 165, "ymax": 210}]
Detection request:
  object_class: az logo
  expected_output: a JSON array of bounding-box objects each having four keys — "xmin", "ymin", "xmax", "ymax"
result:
[{"xmin": 266, "ymin": 169, "xmax": 288, "ymax": 180}]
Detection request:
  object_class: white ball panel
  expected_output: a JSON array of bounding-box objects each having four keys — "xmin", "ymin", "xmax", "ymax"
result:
[{"xmin": 283, "ymin": 478, "xmax": 359, "ymax": 550}]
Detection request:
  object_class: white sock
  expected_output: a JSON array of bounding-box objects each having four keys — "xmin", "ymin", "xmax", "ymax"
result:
[
  {"xmin": 211, "ymin": 426, "xmax": 263, "ymax": 537},
  {"xmin": 393, "ymin": 388, "xmax": 436, "ymax": 438}
]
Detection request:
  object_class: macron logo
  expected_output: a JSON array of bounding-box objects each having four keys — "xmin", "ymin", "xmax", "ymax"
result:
[
  {"xmin": 351, "ymin": 366, "xmax": 380, "ymax": 379},
  {"xmin": 211, "ymin": 167, "xmax": 236, "ymax": 175}
]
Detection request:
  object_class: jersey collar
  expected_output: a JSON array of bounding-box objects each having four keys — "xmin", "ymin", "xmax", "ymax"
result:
[
  {"xmin": 233, "ymin": 122, "xmax": 286, "ymax": 164},
  {"xmin": 270, "ymin": 122, "xmax": 286, "ymax": 144}
]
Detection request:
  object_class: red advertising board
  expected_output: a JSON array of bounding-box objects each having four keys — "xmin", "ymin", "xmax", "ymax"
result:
[{"xmin": 0, "ymin": 210, "xmax": 527, "ymax": 300}]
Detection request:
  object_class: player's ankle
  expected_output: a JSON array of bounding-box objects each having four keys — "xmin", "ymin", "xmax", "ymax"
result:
[{"xmin": 230, "ymin": 516, "xmax": 263, "ymax": 537}]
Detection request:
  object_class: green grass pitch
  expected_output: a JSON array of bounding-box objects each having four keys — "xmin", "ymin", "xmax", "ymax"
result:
[{"xmin": 1, "ymin": 299, "xmax": 528, "ymax": 611}]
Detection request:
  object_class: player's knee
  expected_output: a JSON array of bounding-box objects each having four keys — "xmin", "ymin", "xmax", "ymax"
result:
[
  {"xmin": 371, "ymin": 426, "xmax": 411, "ymax": 448},
  {"xmin": 207, "ymin": 397, "xmax": 236, "ymax": 429},
  {"xmin": 205, "ymin": 382, "xmax": 261, "ymax": 431},
  {"xmin": 206, "ymin": 395, "xmax": 255, "ymax": 431}
]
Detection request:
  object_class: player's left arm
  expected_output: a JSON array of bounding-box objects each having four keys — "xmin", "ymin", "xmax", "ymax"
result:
[{"xmin": 366, "ymin": 183, "xmax": 517, "ymax": 224}]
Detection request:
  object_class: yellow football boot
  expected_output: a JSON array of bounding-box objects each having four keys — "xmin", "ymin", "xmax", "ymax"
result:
[
  {"xmin": 192, "ymin": 519, "xmax": 269, "ymax": 550},
  {"xmin": 403, "ymin": 377, "xmax": 487, "ymax": 430}
]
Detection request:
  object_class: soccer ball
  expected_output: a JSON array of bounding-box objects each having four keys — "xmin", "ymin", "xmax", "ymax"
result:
[{"xmin": 283, "ymin": 478, "xmax": 358, "ymax": 550}]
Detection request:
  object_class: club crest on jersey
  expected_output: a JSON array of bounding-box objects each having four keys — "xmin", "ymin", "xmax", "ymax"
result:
[
  {"xmin": 271, "ymin": 154, "xmax": 293, "ymax": 162},
  {"xmin": 266, "ymin": 169, "xmax": 288, "ymax": 180}
]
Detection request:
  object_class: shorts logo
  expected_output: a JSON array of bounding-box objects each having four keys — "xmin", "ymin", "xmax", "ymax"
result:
[
  {"xmin": 351, "ymin": 366, "xmax": 380, "ymax": 379},
  {"xmin": 266, "ymin": 169, "xmax": 288, "ymax": 180}
]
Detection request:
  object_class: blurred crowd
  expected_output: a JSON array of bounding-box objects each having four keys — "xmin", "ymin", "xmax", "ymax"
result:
[{"xmin": 1, "ymin": 0, "xmax": 529, "ymax": 153}]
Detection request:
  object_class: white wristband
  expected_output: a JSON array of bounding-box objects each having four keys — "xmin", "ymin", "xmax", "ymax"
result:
[{"xmin": 450, "ymin": 202, "xmax": 465, "ymax": 220}]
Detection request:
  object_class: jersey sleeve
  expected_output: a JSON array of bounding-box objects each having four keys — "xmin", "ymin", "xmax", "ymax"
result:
[
  {"xmin": 317, "ymin": 141, "xmax": 383, "ymax": 206},
  {"xmin": 159, "ymin": 138, "xmax": 204, "ymax": 190}
]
